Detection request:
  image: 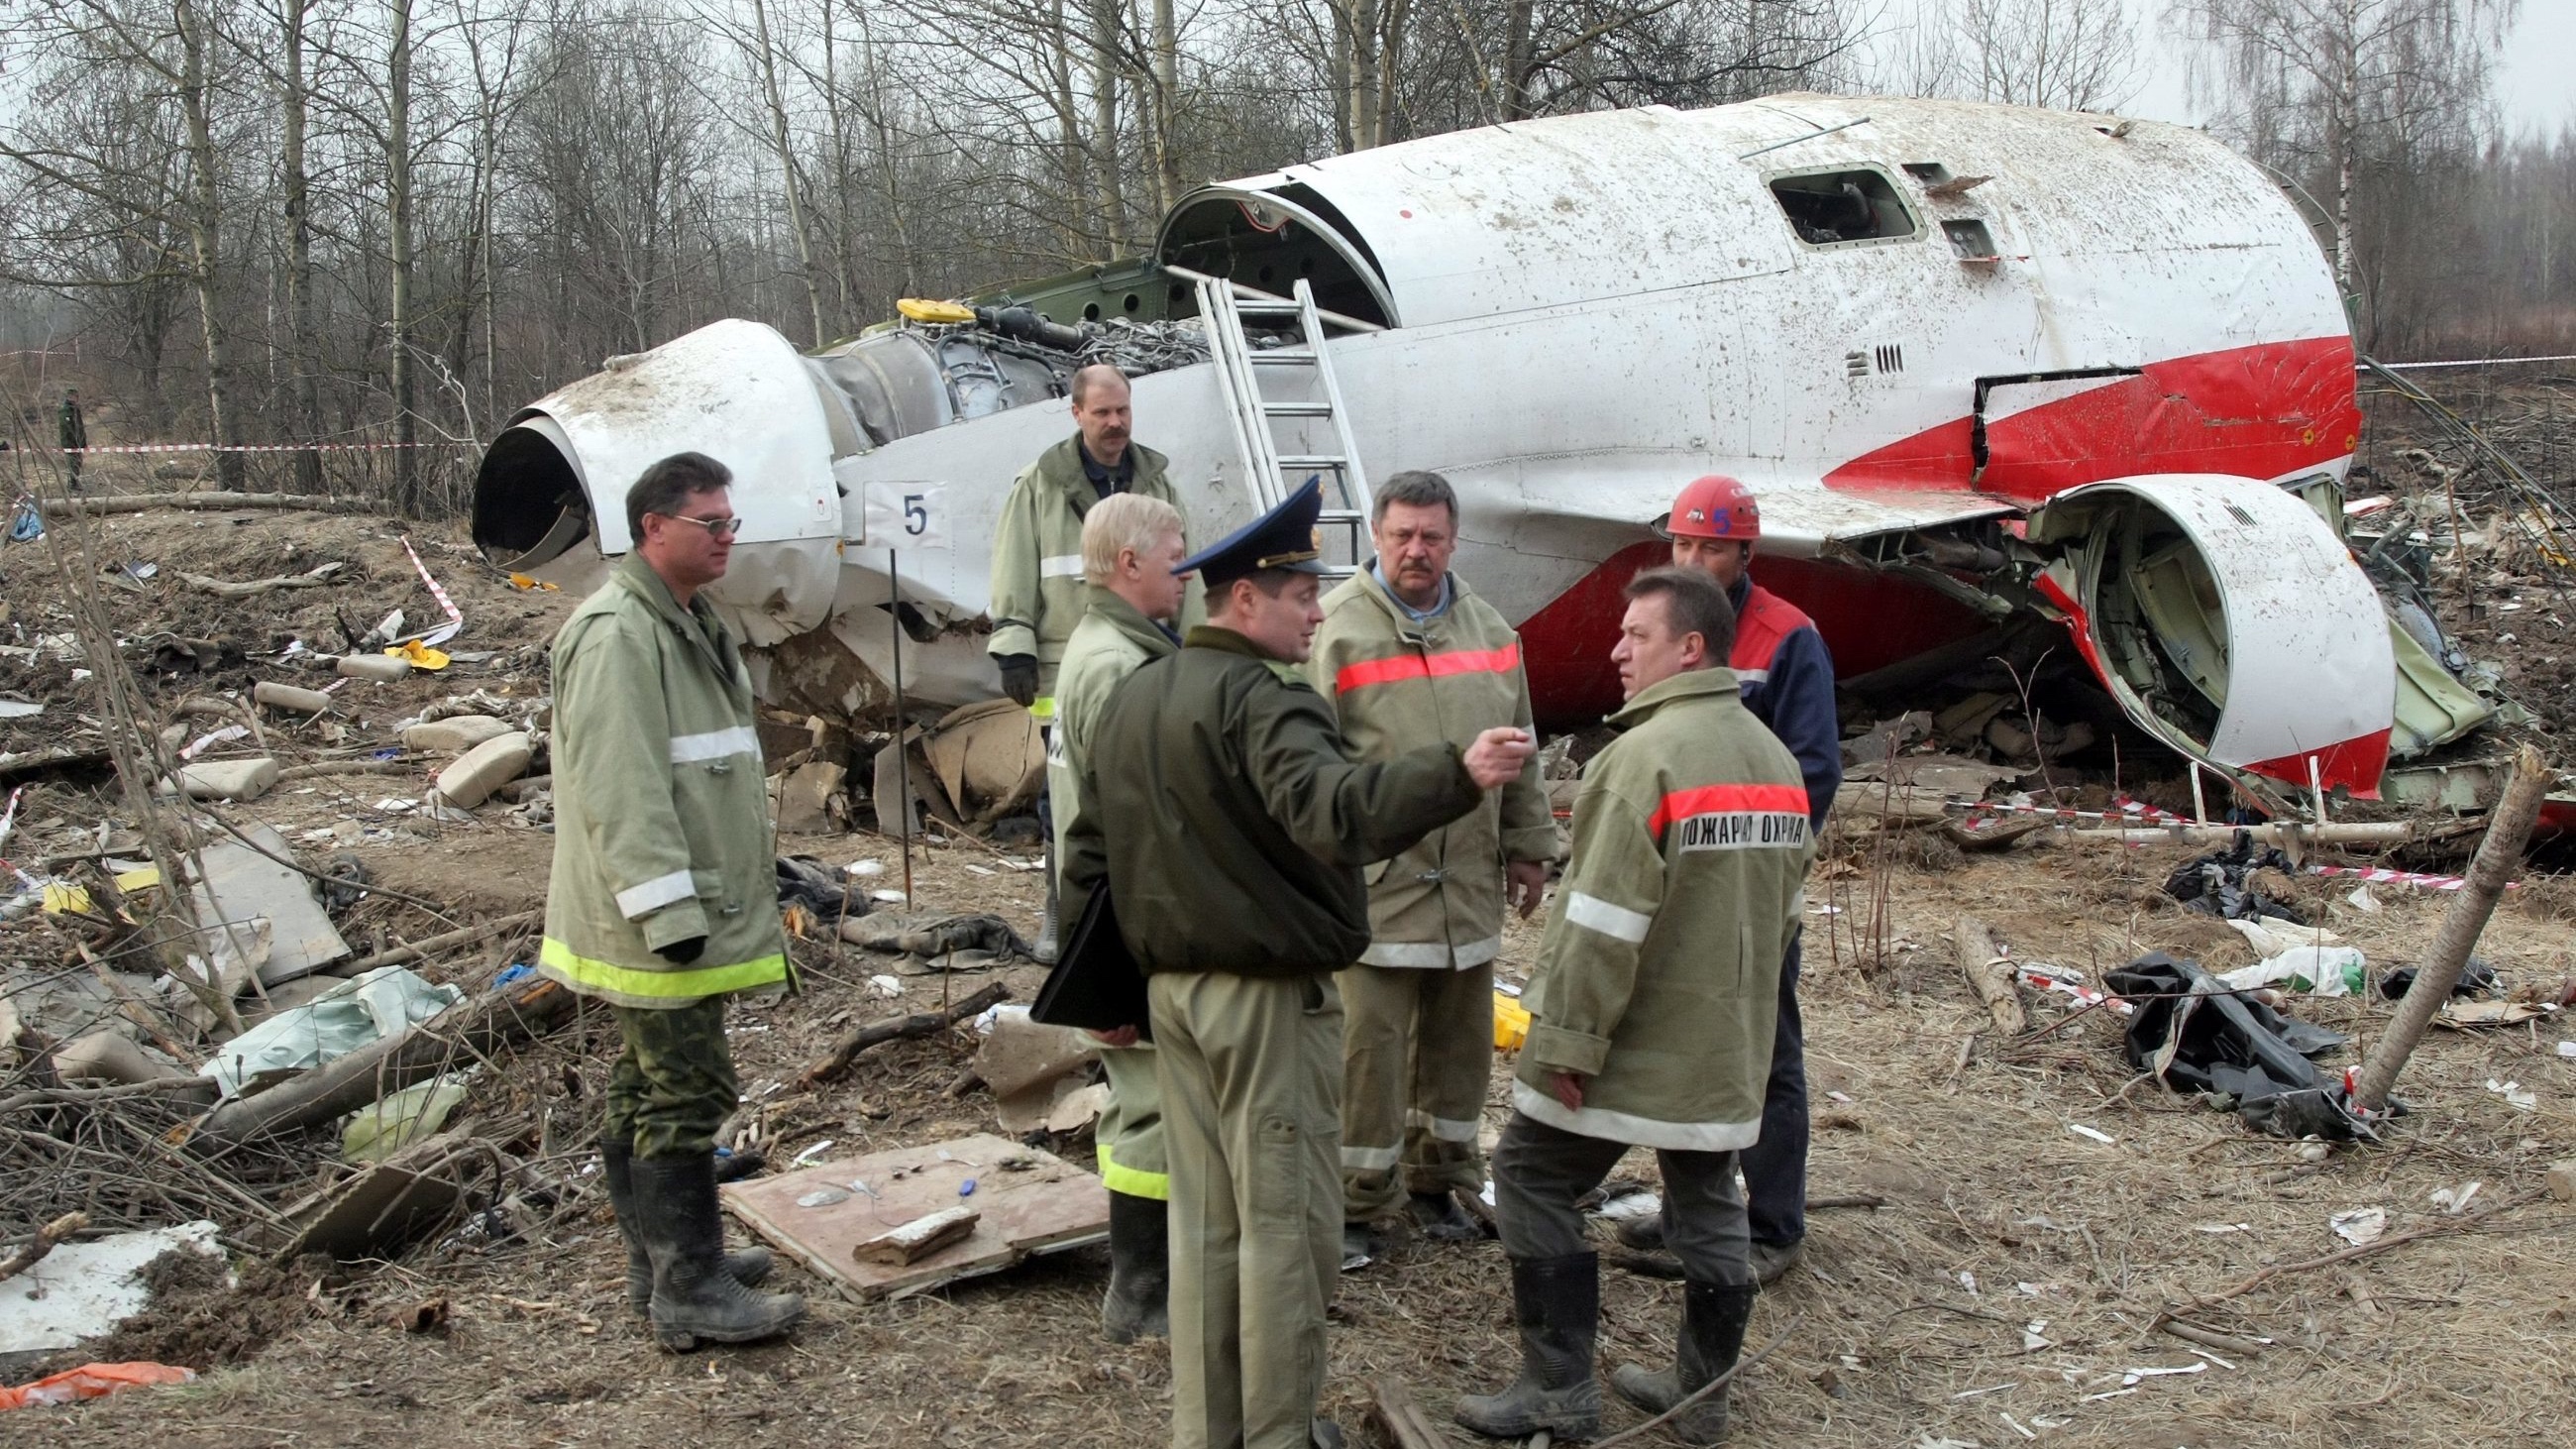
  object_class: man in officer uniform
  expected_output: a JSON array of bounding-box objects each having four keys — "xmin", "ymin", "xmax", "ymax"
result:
[
  {"xmin": 1047, "ymin": 492, "xmax": 1193, "ymax": 1341},
  {"xmin": 1459, "ymin": 567, "xmax": 1812, "ymax": 1445},
  {"xmin": 1618, "ymin": 475, "xmax": 1840, "ymax": 1284},
  {"xmin": 58, "ymin": 389, "xmax": 86, "ymax": 492},
  {"xmin": 1063, "ymin": 477, "xmax": 1536, "ymax": 1449},
  {"xmin": 989, "ymin": 363, "xmax": 1185, "ymax": 960},
  {"xmin": 540, "ymin": 452, "xmax": 803, "ymax": 1351},
  {"xmin": 1307, "ymin": 470, "xmax": 1556, "ymax": 1261}
]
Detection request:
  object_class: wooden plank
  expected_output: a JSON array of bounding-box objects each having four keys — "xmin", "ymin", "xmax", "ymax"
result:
[{"xmin": 721, "ymin": 1134, "xmax": 1107, "ymax": 1301}]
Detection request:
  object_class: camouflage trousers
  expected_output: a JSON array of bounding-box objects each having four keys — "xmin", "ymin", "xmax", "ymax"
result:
[{"xmin": 605, "ymin": 997, "xmax": 739, "ymax": 1161}]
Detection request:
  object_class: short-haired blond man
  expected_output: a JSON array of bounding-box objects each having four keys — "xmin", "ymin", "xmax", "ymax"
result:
[{"xmin": 1047, "ymin": 490, "xmax": 1191, "ymax": 1341}]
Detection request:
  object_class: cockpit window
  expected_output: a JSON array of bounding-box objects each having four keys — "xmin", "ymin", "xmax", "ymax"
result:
[{"xmin": 1769, "ymin": 168, "xmax": 1918, "ymax": 249}]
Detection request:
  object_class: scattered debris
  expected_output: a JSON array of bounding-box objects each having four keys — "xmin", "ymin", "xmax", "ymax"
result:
[
  {"xmin": 2329, "ymin": 1207, "xmax": 2390, "ymax": 1245},
  {"xmin": 199, "ymin": 965, "xmax": 463, "ymax": 1099},
  {"xmin": 0, "ymin": 1221, "xmax": 228, "ymax": 1359},
  {"xmin": 2103, "ymin": 952, "xmax": 2363, "ymax": 1140},
  {"xmin": 854, "ymin": 1205, "xmax": 981, "ymax": 1265},
  {"xmin": 722, "ymin": 1135, "xmax": 1105, "ymax": 1300},
  {"xmin": 0, "ymin": 1361, "xmax": 195, "ymax": 1410}
]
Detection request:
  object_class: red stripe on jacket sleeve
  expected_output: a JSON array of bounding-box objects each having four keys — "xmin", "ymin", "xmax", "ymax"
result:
[
  {"xmin": 1334, "ymin": 641, "xmax": 1522, "ymax": 694},
  {"xmin": 1646, "ymin": 782, "xmax": 1811, "ymax": 836}
]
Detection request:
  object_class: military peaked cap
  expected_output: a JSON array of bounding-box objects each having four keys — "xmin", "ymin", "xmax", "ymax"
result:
[{"xmin": 1178, "ymin": 475, "xmax": 1332, "ymax": 586}]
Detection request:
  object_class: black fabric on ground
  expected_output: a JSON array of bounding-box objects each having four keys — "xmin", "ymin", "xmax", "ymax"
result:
[
  {"xmin": 2104, "ymin": 950, "xmax": 2368, "ymax": 1141},
  {"xmin": 2161, "ymin": 832, "xmax": 2308, "ymax": 924}
]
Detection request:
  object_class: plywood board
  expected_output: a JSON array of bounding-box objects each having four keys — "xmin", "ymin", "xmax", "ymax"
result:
[{"xmin": 720, "ymin": 1134, "xmax": 1107, "ymax": 1301}]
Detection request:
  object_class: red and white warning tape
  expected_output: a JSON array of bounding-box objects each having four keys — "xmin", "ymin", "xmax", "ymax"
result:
[
  {"xmin": 64, "ymin": 440, "xmax": 475, "ymax": 455},
  {"xmin": 399, "ymin": 535, "xmax": 466, "ymax": 647},
  {"xmin": 2307, "ymin": 863, "xmax": 2520, "ymax": 893},
  {"xmin": 1950, "ymin": 796, "xmax": 2519, "ymax": 893},
  {"xmin": 1954, "ymin": 795, "xmax": 2186, "ymax": 827}
]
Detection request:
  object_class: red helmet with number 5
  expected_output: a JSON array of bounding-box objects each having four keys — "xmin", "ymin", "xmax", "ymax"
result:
[{"xmin": 1657, "ymin": 474, "xmax": 1760, "ymax": 541}]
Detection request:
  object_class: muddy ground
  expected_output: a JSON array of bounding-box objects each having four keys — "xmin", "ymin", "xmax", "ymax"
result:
[{"xmin": 3, "ymin": 445, "xmax": 2574, "ymax": 1447}]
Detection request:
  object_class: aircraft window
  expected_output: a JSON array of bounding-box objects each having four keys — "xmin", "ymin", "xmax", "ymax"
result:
[
  {"xmin": 1769, "ymin": 168, "xmax": 1918, "ymax": 248},
  {"xmin": 1902, "ymin": 162, "xmax": 1951, "ymax": 184}
]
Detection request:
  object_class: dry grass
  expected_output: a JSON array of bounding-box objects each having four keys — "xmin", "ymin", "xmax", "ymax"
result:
[{"xmin": 17, "ymin": 832, "xmax": 2574, "ymax": 1449}]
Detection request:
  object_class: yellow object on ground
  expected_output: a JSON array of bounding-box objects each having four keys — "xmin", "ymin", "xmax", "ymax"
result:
[
  {"xmin": 507, "ymin": 573, "xmax": 559, "ymax": 592},
  {"xmin": 897, "ymin": 297, "xmax": 977, "ymax": 324},
  {"xmin": 386, "ymin": 639, "xmax": 451, "ymax": 670},
  {"xmin": 113, "ymin": 866, "xmax": 161, "ymax": 894},
  {"xmin": 1493, "ymin": 990, "xmax": 1531, "ymax": 1051},
  {"xmin": 40, "ymin": 883, "xmax": 94, "ymax": 916}
]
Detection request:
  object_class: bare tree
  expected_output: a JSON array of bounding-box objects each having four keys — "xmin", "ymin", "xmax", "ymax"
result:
[
  {"xmin": 1890, "ymin": 0, "xmax": 2140, "ymax": 111},
  {"xmin": 2171, "ymin": 0, "xmax": 2518, "ymax": 302}
]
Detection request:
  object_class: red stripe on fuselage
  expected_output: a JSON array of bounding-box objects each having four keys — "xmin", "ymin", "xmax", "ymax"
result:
[
  {"xmin": 1647, "ymin": 782, "xmax": 1811, "ymax": 837},
  {"xmin": 1822, "ymin": 336, "xmax": 2364, "ymax": 503},
  {"xmin": 1335, "ymin": 641, "xmax": 1522, "ymax": 694}
]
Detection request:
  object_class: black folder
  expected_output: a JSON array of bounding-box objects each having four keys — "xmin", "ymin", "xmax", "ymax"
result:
[{"xmin": 1029, "ymin": 881, "xmax": 1152, "ymax": 1040}]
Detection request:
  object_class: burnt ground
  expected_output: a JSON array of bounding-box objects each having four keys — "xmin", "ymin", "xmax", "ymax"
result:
[{"xmin": 2, "ymin": 454, "xmax": 2574, "ymax": 1447}]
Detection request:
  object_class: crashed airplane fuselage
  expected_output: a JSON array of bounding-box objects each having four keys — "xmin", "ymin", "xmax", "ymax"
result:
[{"xmin": 474, "ymin": 92, "xmax": 2464, "ymax": 814}]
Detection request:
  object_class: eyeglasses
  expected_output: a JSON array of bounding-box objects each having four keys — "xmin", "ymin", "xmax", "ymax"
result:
[{"xmin": 656, "ymin": 512, "xmax": 743, "ymax": 538}]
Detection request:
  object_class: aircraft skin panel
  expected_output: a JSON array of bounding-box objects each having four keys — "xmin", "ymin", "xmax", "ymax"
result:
[
  {"xmin": 1822, "ymin": 337, "xmax": 2363, "ymax": 501},
  {"xmin": 2036, "ymin": 474, "xmax": 2396, "ymax": 798}
]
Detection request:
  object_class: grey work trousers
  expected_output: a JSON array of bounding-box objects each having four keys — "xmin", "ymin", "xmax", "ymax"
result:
[{"xmin": 1492, "ymin": 1110, "xmax": 1755, "ymax": 1287}]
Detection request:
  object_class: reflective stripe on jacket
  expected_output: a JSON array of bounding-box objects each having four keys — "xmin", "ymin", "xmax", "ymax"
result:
[
  {"xmin": 1514, "ymin": 668, "xmax": 1813, "ymax": 1150},
  {"xmin": 1308, "ymin": 569, "xmax": 1557, "ymax": 969},
  {"xmin": 985, "ymin": 434, "xmax": 1179, "ymax": 703},
  {"xmin": 539, "ymin": 554, "xmax": 788, "ymax": 1008}
]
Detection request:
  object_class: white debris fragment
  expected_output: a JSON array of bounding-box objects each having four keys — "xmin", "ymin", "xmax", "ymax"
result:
[
  {"xmin": 2119, "ymin": 1363, "xmax": 2206, "ymax": 1385},
  {"xmin": 2487, "ymin": 1078, "xmax": 2536, "ymax": 1110},
  {"xmin": 867, "ymin": 974, "xmax": 904, "ymax": 999},
  {"xmin": 2430, "ymin": 1181, "xmax": 2483, "ymax": 1215},
  {"xmin": 2329, "ymin": 1207, "xmax": 2389, "ymax": 1245},
  {"xmin": 1958, "ymin": 1270, "xmax": 1979, "ymax": 1294},
  {"xmin": 791, "ymin": 1139, "xmax": 835, "ymax": 1167},
  {"xmin": 846, "ymin": 857, "xmax": 885, "ymax": 876},
  {"xmin": 2067, "ymin": 1123, "xmax": 2116, "ymax": 1145}
]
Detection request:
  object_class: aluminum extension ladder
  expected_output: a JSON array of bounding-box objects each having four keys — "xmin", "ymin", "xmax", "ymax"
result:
[{"xmin": 1193, "ymin": 276, "xmax": 1373, "ymax": 578}]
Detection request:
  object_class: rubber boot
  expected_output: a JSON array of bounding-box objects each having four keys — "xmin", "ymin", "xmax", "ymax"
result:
[
  {"xmin": 1609, "ymin": 1281, "xmax": 1758, "ymax": 1445},
  {"xmin": 629, "ymin": 1153, "xmax": 805, "ymax": 1351},
  {"xmin": 1100, "ymin": 1189, "xmax": 1169, "ymax": 1343},
  {"xmin": 600, "ymin": 1137, "xmax": 772, "ymax": 1314},
  {"xmin": 1410, "ymin": 1189, "xmax": 1483, "ymax": 1242},
  {"xmin": 1613, "ymin": 1214, "xmax": 1667, "ymax": 1252},
  {"xmin": 1453, "ymin": 1253, "xmax": 1602, "ymax": 1440}
]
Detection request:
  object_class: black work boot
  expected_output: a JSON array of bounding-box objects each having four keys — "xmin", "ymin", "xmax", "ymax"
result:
[
  {"xmin": 1101, "ymin": 1189, "xmax": 1170, "ymax": 1343},
  {"xmin": 629, "ymin": 1153, "xmax": 805, "ymax": 1351},
  {"xmin": 600, "ymin": 1137, "xmax": 772, "ymax": 1314},
  {"xmin": 1454, "ymin": 1252, "xmax": 1602, "ymax": 1440},
  {"xmin": 1613, "ymin": 1214, "xmax": 1667, "ymax": 1252},
  {"xmin": 1410, "ymin": 1189, "xmax": 1483, "ymax": 1241},
  {"xmin": 1610, "ymin": 1280, "xmax": 1758, "ymax": 1444}
]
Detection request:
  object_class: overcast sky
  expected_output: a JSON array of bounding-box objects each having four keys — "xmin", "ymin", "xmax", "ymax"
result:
[{"xmin": 1873, "ymin": 1, "xmax": 2575, "ymax": 138}]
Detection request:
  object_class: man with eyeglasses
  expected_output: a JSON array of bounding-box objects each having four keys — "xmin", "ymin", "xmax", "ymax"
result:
[{"xmin": 539, "ymin": 451, "xmax": 804, "ymax": 1352}]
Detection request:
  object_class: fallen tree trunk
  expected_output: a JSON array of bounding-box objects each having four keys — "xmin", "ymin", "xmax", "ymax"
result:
[
  {"xmin": 181, "ymin": 975, "xmax": 576, "ymax": 1150},
  {"xmin": 800, "ymin": 980, "xmax": 1010, "ymax": 1089},
  {"xmin": 1953, "ymin": 914, "xmax": 2027, "ymax": 1034},
  {"xmin": 177, "ymin": 563, "xmax": 346, "ymax": 598},
  {"xmin": 2067, "ymin": 822, "xmax": 2421, "ymax": 848},
  {"xmin": 339, "ymin": 910, "xmax": 543, "ymax": 973},
  {"xmin": 2351, "ymin": 743, "xmax": 2549, "ymax": 1112},
  {"xmin": 0, "ymin": 1211, "xmax": 89, "ymax": 1283},
  {"xmin": 277, "ymin": 759, "xmax": 415, "ymax": 782},
  {"xmin": 1367, "ymin": 1378, "xmax": 1449, "ymax": 1449},
  {"xmin": 43, "ymin": 492, "xmax": 378, "ymax": 518}
]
